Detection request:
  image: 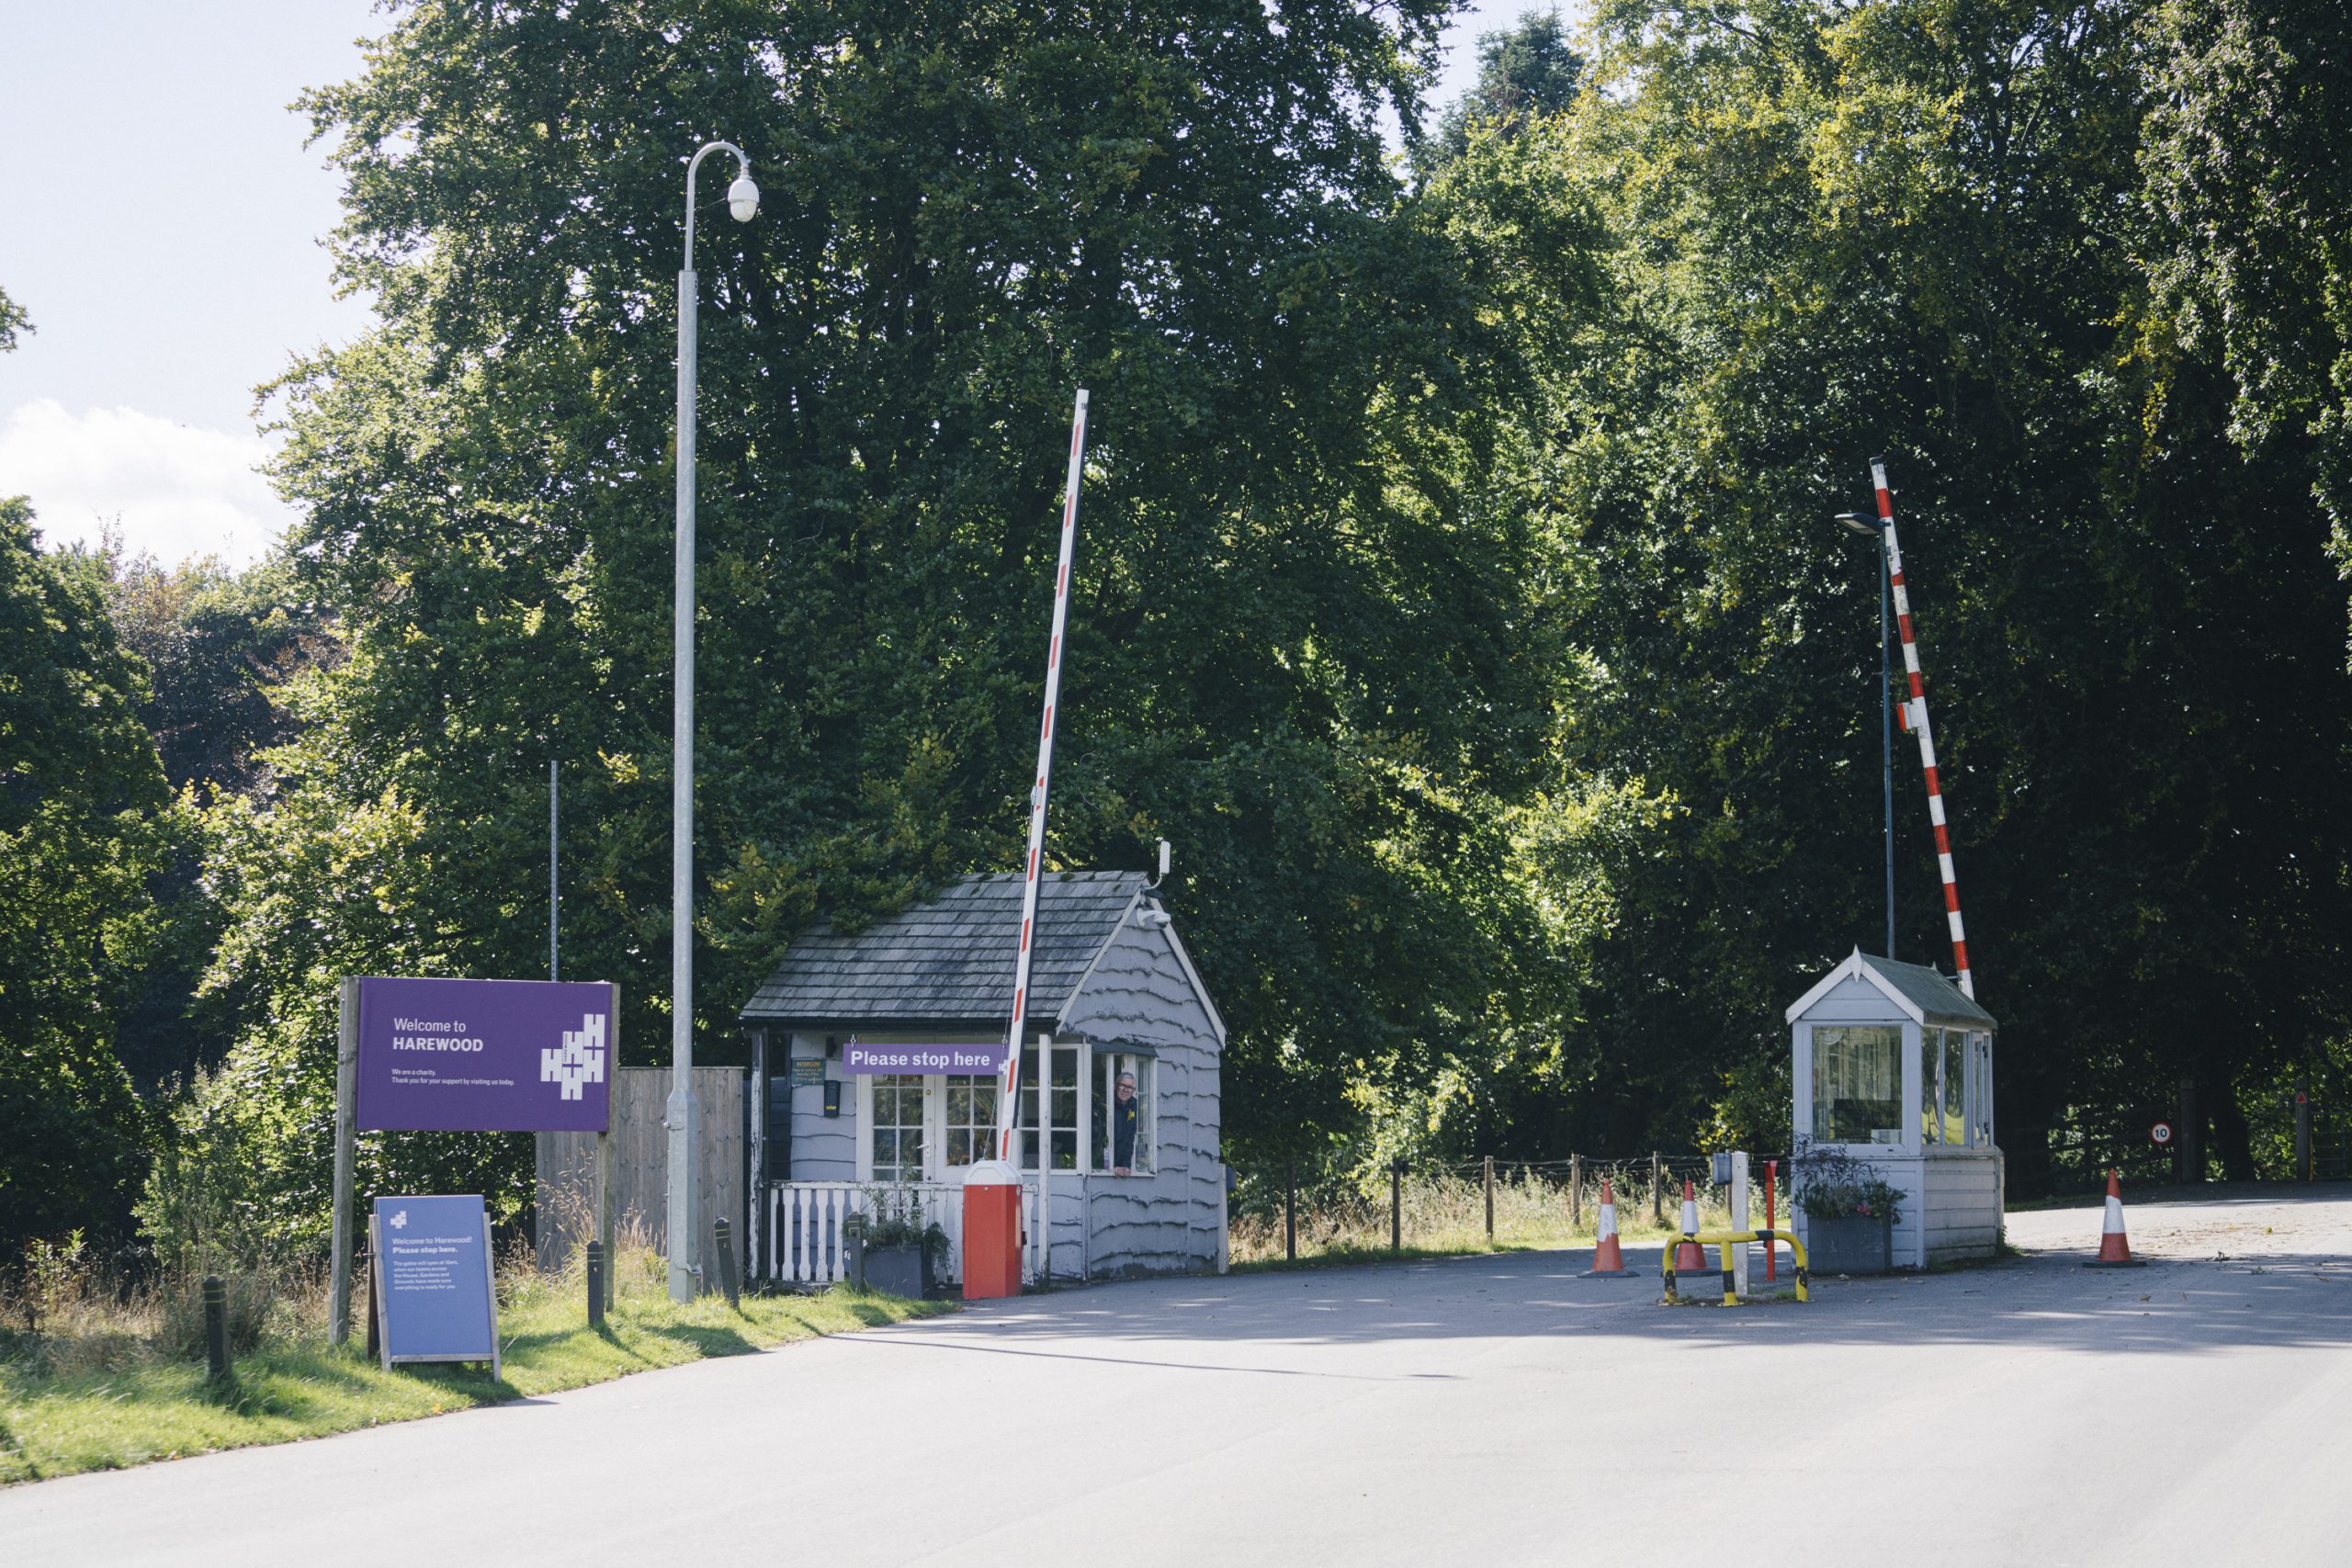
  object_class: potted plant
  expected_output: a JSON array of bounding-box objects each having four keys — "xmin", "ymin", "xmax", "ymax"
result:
[
  {"xmin": 850, "ymin": 1195, "xmax": 950, "ymax": 1298},
  {"xmin": 1792, "ymin": 1139, "xmax": 1904, "ymax": 1275}
]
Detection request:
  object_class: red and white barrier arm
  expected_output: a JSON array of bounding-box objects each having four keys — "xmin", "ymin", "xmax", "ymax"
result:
[
  {"xmin": 1871, "ymin": 456, "xmax": 1974, "ymax": 998},
  {"xmin": 997, "ymin": 389, "xmax": 1091, "ymax": 1160}
]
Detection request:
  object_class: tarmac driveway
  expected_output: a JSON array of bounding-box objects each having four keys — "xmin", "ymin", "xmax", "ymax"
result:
[{"xmin": 6, "ymin": 1189, "xmax": 2349, "ymax": 1567}]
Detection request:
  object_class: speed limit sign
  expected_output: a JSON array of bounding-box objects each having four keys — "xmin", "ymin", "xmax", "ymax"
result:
[{"xmin": 2150, "ymin": 1121, "xmax": 2175, "ymax": 1146}]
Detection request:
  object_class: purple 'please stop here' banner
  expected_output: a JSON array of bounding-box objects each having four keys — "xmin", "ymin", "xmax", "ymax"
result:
[
  {"xmin": 355, "ymin": 976, "xmax": 616, "ymax": 1132},
  {"xmin": 842, "ymin": 1038, "xmax": 1012, "ymax": 1076}
]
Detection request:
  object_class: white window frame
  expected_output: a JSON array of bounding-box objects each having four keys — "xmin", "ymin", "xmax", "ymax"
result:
[
  {"xmin": 940, "ymin": 1070, "xmax": 1002, "ymax": 1173},
  {"xmin": 1017, "ymin": 1035, "xmax": 1089, "ymax": 1175},
  {"xmin": 854, "ymin": 1071, "xmax": 930, "ymax": 1184},
  {"xmin": 1095, "ymin": 1049, "xmax": 1159, "ymax": 1177},
  {"xmin": 1804, "ymin": 1022, "xmax": 1906, "ymax": 1148}
]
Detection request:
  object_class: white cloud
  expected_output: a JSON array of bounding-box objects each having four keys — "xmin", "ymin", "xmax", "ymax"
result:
[{"xmin": 0, "ymin": 399, "xmax": 298, "ymax": 566}]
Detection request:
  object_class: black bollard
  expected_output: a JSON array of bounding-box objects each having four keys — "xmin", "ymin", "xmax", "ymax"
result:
[
  {"xmin": 844, "ymin": 1213, "xmax": 867, "ymax": 1291},
  {"xmin": 715, "ymin": 1217, "xmax": 741, "ymax": 1309},
  {"xmin": 364, "ymin": 1254, "xmax": 380, "ymax": 1361},
  {"xmin": 585, "ymin": 1240, "xmax": 605, "ymax": 1329},
  {"xmin": 202, "ymin": 1274, "xmax": 230, "ymax": 1382},
  {"xmin": 1284, "ymin": 1158, "xmax": 1296, "ymax": 1262}
]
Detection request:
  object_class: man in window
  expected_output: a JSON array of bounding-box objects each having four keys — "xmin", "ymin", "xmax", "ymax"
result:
[{"xmin": 1111, "ymin": 1070, "xmax": 1141, "ymax": 1175}]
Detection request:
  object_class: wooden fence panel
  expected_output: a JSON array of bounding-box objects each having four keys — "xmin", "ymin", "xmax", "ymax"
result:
[{"xmin": 537, "ymin": 1066, "xmax": 746, "ymax": 1289}]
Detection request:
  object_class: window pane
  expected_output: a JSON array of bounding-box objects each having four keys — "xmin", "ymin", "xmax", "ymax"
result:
[
  {"xmin": 1921, "ymin": 1031, "xmax": 1939, "ymax": 1145},
  {"xmin": 1942, "ymin": 1032, "xmax": 1965, "ymax": 1145},
  {"xmin": 1812, "ymin": 1026, "xmax": 1902, "ymax": 1143}
]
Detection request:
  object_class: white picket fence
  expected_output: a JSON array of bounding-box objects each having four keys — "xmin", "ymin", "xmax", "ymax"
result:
[{"xmin": 764, "ymin": 1180, "xmax": 1039, "ymax": 1288}]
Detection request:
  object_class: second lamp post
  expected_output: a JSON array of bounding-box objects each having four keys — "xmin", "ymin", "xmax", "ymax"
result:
[{"xmin": 1837, "ymin": 507, "xmax": 1896, "ymax": 961}]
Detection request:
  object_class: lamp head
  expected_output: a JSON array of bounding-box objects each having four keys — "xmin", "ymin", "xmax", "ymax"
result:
[
  {"xmin": 1835, "ymin": 511, "xmax": 1883, "ymax": 537},
  {"xmin": 726, "ymin": 171, "xmax": 760, "ymax": 223}
]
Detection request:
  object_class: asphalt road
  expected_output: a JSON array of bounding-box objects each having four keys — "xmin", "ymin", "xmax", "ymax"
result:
[{"xmin": 6, "ymin": 1189, "xmax": 2349, "ymax": 1567}]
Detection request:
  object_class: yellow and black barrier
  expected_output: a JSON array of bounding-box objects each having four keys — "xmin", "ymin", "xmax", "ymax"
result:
[{"xmin": 1660, "ymin": 1228, "xmax": 1808, "ymax": 1304}]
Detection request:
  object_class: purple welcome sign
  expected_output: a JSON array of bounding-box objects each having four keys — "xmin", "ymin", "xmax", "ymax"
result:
[
  {"xmin": 355, "ymin": 976, "xmax": 616, "ymax": 1132},
  {"xmin": 842, "ymin": 1037, "xmax": 1012, "ymax": 1076}
]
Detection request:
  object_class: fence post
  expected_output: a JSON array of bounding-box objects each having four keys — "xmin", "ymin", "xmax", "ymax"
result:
[
  {"xmin": 586, "ymin": 1240, "xmax": 606, "ymax": 1328},
  {"xmin": 1390, "ymin": 1157, "xmax": 1404, "ymax": 1252},
  {"xmin": 1483, "ymin": 1156, "xmax": 1496, "ymax": 1242},
  {"xmin": 2296, "ymin": 1076, "xmax": 2312, "ymax": 1182},
  {"xmin": 1651, "ymin": 1151, "xmax": 1663, "ymax": 1224},
  {"xmin": 1284, "ymin": 1157, "xmax": 1297, "ymax": 1262},
  {"xmin": 1569, "ymin": 1153, "xmax": 1583, "ymax": 1229},
  {"xmin": 202, "ymin": 1275, "xmax": 230, "ymax": 1383},
  {"xmin": 714, "ymin": 1217, "xmax": 741, "ymax": 1309}
]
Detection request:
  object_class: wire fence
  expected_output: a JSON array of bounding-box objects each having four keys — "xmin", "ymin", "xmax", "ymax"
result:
[{"xmin": 1227, "ymin": 1155, "xmax": 1800, "ymax": 1268}]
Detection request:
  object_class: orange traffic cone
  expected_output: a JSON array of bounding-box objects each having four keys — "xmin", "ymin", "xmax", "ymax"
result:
[
  {"xmin": 1585, "ymin": 1179, "xmax": 1630, "ymax": 1275},
  {"xmin": 2084, "ymin": 1168, "xmax": 2147, "ymax": 1269},
  {"xmin": 1673, "ymin": 1179, "xmax": 1708, "ymax": 1275}
]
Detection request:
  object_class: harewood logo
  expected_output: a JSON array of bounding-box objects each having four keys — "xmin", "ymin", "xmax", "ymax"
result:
[{"xmin": 540, "ymin": 1012, "xmax": 609, "ymax": 1101}]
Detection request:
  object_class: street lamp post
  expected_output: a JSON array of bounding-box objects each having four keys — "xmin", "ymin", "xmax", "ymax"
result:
[
  {"xmin": 1837, "ymin": 510, "xmax": 1895, "ymax": 959},
  {"xmin": 669, "ymin": 140, "xmax": 759, "ymax": 1303}
]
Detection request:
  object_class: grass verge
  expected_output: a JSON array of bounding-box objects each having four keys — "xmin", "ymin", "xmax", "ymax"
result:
[{"xmin": 0, "ymin": 1285, "xmax": 946, "ymax": 1485}]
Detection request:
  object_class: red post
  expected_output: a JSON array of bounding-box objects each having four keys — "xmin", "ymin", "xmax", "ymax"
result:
[{"xmin": 1765, "ymin": 1159, "xmax": 1778, "ymax": 1281}]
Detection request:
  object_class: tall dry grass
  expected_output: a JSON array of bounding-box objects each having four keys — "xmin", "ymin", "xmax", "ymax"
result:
[{"xmin": 0, "ymin": 1201, "xmax": 675, "ymax": 1384}]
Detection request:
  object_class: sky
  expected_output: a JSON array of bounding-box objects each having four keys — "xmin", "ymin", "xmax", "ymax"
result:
[{"xmin": 0, "ymin": 0, "xmax": 1546, "ymax": 568}]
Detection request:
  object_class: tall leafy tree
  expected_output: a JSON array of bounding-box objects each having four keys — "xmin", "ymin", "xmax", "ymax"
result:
[
  {"xmin": 178, "ymin": 0, "xmax": 1594, "ymax": 1235},
  {"xmin": 1420, "ymin": 8, "xmax": 1584, "ymax": 172},
  {"xmin": 1491, "ymin": 0, "xmax": 2352, "ymax": 1177},
  {"xmin": 2143, "ymin": 0, "xmax": 2352, "ymax": 657},
  {"xmin": 0, "ymin": 497, "xmax": 175, "ymax": 1248}
]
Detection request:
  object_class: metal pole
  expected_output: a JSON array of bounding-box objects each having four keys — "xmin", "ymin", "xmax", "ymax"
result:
[
  {"xmin": 1879, "ymin": 546, "xmax": 1895, "ymax": 958},
  {"xmin": 1569, "ymin": 1152, "xmax": 1582, "ymax": 1229},
  {"xmin": 668, "ymin": 138, "xmax": 751, "ymax": 1303},
  {"xmin": 549, "ymin": 759, "xmax": 560, "ymax": 981},
  {"xmin": 1483, "ymin": 1155, "xmax": 1496, "ymax": 1242},
  {"xmin": 1729, "ymin": 1151, "xmax": 1750, "ymax": 1298}
]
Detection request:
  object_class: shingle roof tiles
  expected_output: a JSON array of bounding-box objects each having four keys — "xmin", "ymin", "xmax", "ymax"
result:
[{"xmin": 739, "ymin": 871, "xmax": 1148, "ymax": 1025}]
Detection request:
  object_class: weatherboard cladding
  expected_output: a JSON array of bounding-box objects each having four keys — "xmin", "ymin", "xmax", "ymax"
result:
[{"xmin": 740, "ymin": 872, "xmax": 1149, "ymax": 1026}]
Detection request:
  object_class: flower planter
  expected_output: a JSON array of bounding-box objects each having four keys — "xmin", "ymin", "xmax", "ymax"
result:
[
  {"xmin": 1806, "ymin": 1212, "xmax": 1894, "ymax": 1275},
  {"xmin": 860, "ymin": 1241, "xmax": 934, "ymax": 1299}
]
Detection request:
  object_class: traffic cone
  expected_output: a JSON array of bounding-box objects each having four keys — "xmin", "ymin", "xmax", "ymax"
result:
[
  {"xmin": 1585, "ymin": 1179, "xmax": 1630, "ymax": 1275},
  {"xmin": 1673, "ymin": 1179, "xmax": 1708, "ymax": 1274},
  {"xmin": 2084, "ymin": 1168, "xmax": 2147, "ymax": 1269}
]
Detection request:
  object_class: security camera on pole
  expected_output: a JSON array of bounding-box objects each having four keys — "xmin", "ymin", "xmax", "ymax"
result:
[{"xmin": 667, "ymin": 140, "xmax": 759, "ymax": 1303}]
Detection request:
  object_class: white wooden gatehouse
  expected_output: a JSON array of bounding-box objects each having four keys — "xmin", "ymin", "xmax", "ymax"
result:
[
  {"xmin": 740, "ymin": 871, "xmax": 1229, "ymax": 1290},
  {"xmin": 1787, "ymin": 950, "xmax": 2001, "ymax": 1268}
]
